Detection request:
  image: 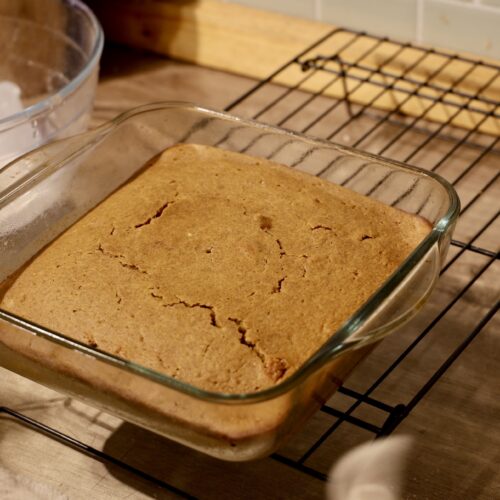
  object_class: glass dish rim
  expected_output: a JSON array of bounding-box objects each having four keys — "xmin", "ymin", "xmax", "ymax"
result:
[
  {"xmin": 0, "ymin": 0, "xmax": 104, "ymax": 129},
  {"xmin": 0, "ymin": 102, "xmax": 461, "ymax": 404}
]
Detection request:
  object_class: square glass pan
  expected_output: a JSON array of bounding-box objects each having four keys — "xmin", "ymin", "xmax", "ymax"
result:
[{"xmin": 0, "ymin": 103, "xmax": 459, "ymax": 461}]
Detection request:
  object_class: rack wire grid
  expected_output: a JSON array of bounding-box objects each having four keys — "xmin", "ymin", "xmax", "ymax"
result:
[{"xmin": 1, "ymin": 28, "xmax": 499, "ymax": 497}]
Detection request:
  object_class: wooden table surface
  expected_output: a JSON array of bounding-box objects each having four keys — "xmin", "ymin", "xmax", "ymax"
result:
[{"xmin": 0, "ymin": 44, "xmax": 499, "ymax": 499}]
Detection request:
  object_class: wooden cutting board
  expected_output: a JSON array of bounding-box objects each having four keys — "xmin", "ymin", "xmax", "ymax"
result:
[{"xmin": 88, "ymin": 0, "xmax": 500, "ymax": 136}]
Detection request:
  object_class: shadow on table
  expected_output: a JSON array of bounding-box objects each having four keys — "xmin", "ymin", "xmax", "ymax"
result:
[
  {"xmin": 86, "ymin": 0, "xmax": 199, "ymax": 81},
  {"xmin": 97, "ymin": 42, "xmax": 169, "ymax": 81},
  {"xmin": 102, "ymin": 422, "xmax": 326, "ymax": 500}
]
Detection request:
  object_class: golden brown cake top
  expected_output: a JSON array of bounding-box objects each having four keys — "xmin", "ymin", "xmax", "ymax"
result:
[{"xmin": 1, "ymin": 144, "xmax": 430, "ymax": 393}]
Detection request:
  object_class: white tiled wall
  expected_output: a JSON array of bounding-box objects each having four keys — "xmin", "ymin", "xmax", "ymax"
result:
[{"xmin": 230, "ymin": 0, "xmax": 500, "ymax": 59}]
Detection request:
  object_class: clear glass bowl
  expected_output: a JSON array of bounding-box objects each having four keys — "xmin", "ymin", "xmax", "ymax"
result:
[
  {"xmin": 0, "ymin": 0, "xmax": 103, "ymax": 167},
  {"xmin": 0, "ymin": 103, "xmax": 459, "ymax": 461}
]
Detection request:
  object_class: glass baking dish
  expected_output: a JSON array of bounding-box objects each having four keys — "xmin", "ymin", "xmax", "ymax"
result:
[{"xmin": 0, "ymin": 102, "xmax": 459, "ymax": 461}]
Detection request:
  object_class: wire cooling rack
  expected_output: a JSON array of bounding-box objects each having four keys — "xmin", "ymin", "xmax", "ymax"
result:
[{"xmin": 1, "ymin": 28, "xmax": 499, "ymax": 497}]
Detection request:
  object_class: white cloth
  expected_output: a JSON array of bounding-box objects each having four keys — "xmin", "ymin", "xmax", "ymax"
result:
[{"xmin": 327, "ymin": 436, "xmax": 413, "ymax": 500}]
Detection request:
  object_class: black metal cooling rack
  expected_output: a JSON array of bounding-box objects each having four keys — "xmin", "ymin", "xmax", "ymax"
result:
[{"xmin": 1, "ymin": 28, "xmax": 499, "ymax": 496}]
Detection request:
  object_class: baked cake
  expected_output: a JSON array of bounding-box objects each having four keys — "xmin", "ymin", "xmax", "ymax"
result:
[{"xmin": 1, "ymin": 144, "xmax": 430, "ymax": 394}]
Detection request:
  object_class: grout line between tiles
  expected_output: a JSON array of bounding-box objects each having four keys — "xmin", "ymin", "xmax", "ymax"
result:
[
  {"xmin": 314, "ymin": 0, "xmax": 322, "ymax": 21},
  {"xmin": 416, "ymin": 0, "xmax": 424, "ymax": 44}
]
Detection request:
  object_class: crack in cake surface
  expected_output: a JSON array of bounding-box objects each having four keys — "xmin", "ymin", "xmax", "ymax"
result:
[
  {"xmin": 310, "ymin": 224, "xmax": 332, "ymax": 231},
  {"xmin": 272, "ymin": 276, "xmax": 286, "ymax": 293},
  {"xmin": 149, "ymin": 290, "xmax": 220, "ymax": 327},
  {"xmin": 96, "ymin": 244, "xmax": 149, "ymax": 275},
  {"xmin": 227, "ymin": 317, "xmax": 288, "ymax": 381},
  {"xmin": 134, "ymin": 199, "xmax": 176, "ymax": 228}
]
